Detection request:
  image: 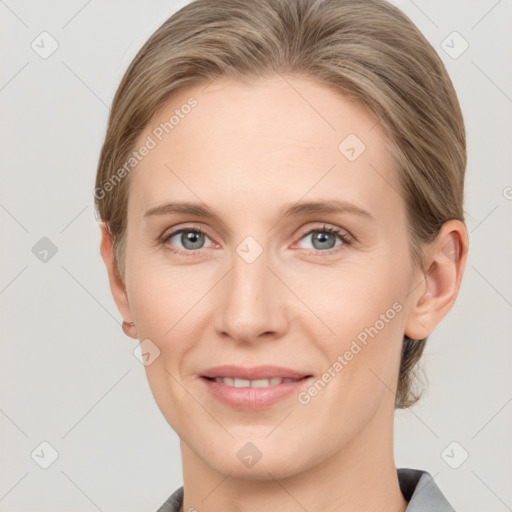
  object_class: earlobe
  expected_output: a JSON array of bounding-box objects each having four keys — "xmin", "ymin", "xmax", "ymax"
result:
[
  {"xmin": 405, "ymin": 220, "xmax": 469, "ymax": 340},
  {"xmin": 99, "ymin": 223, "xmax": 137, "ymax": 338}
]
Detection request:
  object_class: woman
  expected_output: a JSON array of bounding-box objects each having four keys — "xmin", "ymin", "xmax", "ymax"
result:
[{"xmin": 95, "ymin": 0, "xmax": 468, "ymax": 510}]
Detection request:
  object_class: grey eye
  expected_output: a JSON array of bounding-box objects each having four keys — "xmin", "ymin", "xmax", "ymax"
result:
[
  {"xmin": 298, "ymin": 228, "xmax": 344, "ymax": 251},
  {"xmin": 166, "ymin": 229, "xmax": 213, "ymax": 251}
]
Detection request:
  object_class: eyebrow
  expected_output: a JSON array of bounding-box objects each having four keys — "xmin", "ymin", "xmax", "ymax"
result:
[
  {"xmin": 279, "ymin": 200, "xmax": 374, "ymax": 221},
  {"xmin": 143, "ymin": 199, "xmax": 374, "ymax": 222}
]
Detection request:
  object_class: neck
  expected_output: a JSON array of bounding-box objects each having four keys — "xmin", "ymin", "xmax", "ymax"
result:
[{"xmin": 179, "ymin": 397, "xmax": 407, "ymax": 512}]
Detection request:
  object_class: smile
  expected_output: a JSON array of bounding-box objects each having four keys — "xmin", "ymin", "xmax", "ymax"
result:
[{"xmin": 209, "ymin": 377, "xmax": 299, "ymax": 387}]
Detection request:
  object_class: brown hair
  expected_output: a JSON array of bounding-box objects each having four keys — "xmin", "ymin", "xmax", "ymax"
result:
[{"xmin": 94, "ymin": 0, "xmax": 466, "ymax": 409}]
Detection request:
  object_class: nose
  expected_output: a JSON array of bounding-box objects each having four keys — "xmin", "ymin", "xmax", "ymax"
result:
[{"xmin": 213, "ymin": 243, "xmax": 288, "ymax": 344}]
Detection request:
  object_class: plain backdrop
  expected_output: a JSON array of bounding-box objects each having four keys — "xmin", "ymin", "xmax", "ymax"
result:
[{"xmin": 1, "ymin": 1, "xmax": 511, "ymax": 511}]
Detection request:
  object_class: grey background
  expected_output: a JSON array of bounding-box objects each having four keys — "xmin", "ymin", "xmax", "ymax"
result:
[{"xmin": 1, "ymin": 0, "xmax": 511, "ymax": 511}]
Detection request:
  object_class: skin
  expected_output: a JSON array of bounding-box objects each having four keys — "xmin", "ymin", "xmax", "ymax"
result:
[{"xmin": 100, "ymin": 75, "xmax": 468, "ymax": 512}]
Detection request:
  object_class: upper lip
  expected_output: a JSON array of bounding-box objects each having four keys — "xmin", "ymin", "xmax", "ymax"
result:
[{"xmin": 201, "ymin": 365, "xmax": 311, "ymax": 380}]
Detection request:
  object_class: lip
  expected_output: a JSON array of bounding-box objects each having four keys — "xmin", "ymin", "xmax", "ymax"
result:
[{"xmin": 200, "ymin": 365, "xmax": 313, "ymax": 411}]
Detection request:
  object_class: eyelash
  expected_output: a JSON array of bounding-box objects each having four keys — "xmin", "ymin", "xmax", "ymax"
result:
[{"xmin": 160, "ymin": 224, "xmax": 352, "ymax": 258}]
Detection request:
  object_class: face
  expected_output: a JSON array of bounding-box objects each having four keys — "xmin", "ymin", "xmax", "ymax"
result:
[{"xmin": 118, "ymin": 75, "xmax": 423, "ymax": 479}]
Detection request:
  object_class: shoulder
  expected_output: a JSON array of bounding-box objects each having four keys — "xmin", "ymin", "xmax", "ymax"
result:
[
  {"xmin": 398, "ymin": 467, "xmax": 456, "ymax": 511},
  {"xmin": 155, "ymin": 486, "xmax": 183, "ymax": 512}
]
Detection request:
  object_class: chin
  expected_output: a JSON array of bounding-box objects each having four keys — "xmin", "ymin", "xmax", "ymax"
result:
[
  {"xmin": 210, "ymin": 453, "xmax": 305, "ymax": 481},
  {"xmin": 196, "ymin": 434, "xmax": 314, "ymax": 481}
]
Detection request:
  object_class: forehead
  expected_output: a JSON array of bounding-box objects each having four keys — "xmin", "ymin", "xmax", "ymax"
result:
[{"xmin": 128, "ymin": 75, "xmax": 401, "ymax": 222}]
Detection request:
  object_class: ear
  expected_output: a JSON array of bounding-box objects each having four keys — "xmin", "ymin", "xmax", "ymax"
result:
[
  {"xmin": 405, "ymin": 219, "xmax": 469, "ymax": 340},
  {"xmin": 99, "ymin": 222, "xmax": 137, "ymax": 338}
]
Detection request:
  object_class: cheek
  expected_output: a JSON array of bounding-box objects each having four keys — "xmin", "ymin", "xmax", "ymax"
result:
[
  {"xmin": 129, "ymin": 265, "xmax": 209, "ymax": 435},
  {"xmin": 310, "ymin": 255, "xmax": 407, "ymax": 340},
  {"xmin": 127, "ymin": 257, "xmax": 209, "ymax": 340},
  {"xmin": 306, "ymin": 254, "xmax": 408, "ymax": 395},
  {"xmin": 298, "ymin": 279, "xmax": 405, "ymax": 446}
]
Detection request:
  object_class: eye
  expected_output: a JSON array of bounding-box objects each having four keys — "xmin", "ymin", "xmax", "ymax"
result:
[
  {"xmin": 161, "ymin": 224, "xmax": 352, "ymax": 257},
  {"xmin": 162, "ymin": 227, "xmax": 214, "ymax": 255},
  {"xmin": 295, "ymin": 225, "xmax": 352, "ymax": 254}
]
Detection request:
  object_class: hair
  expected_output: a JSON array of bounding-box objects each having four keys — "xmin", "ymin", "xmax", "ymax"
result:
[{"xmin": 94, "ymin": 0, "xmax": 466, "ymax": 409}]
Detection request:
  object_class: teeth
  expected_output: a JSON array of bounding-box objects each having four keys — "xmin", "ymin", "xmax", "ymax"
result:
[
  {"xmin": 252, "ymin": 377, "xmax": 281, "ymax": 387},
  {"xmin": 213, "ymin": 377, "xmax": 297, "ymax": 387}
]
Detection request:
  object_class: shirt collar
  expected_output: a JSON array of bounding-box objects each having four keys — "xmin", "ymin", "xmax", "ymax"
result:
[
  {"xmin": 398, "ymin": 468, "xmax": 456, "ymax": 511},
  {"xmin": 156, "ymin": 467, "xmax": 456, "ymax": 511}
]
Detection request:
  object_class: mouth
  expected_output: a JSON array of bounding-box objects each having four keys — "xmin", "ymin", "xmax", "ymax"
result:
[
  {"xmin": 199, "ymin": 365, "xmax": 313, "ymax": 410},
  {"xmin": 200, "ymin": 364, "xmax": 312, "ymax": 384}
]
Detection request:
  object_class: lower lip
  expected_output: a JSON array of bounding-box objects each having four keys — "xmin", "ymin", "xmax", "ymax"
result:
[{"xmin": 201, "ymin": 377, "xmax": 312, "ymax": 411}]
